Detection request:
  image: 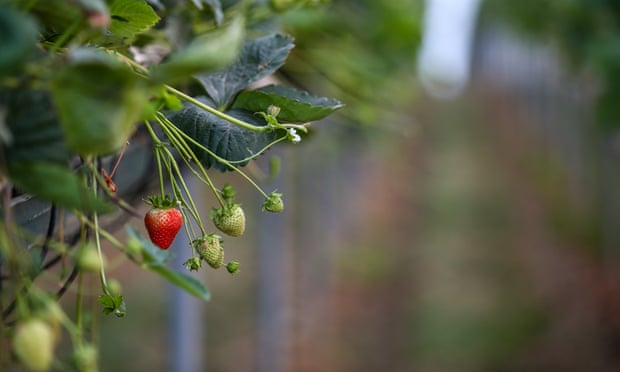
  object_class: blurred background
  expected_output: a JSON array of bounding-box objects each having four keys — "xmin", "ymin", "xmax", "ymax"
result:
[{"xmin": 81, "ymin": 0, "xmax": 620, "ymax": 371}]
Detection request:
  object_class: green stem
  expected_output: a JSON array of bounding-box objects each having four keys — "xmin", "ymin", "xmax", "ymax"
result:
[
  {"xmin": 160, "ymin": 116, "xmax": 270, "ymax": 198},
  {"xmin": 144, "ymin": 122, "xmax": 167, "ymax": 197},
  {"xmin": 155, "ymin": 113, "xmax": 225, "ymax": 207},
  {"xmin": 91, "ymin": 165, "xmax": 110, "ymax": 295},
  {"xmin": 165, "ymin": 86, "xmax": 272, "ymax": 133},
  {"xmin": 159, "ymin": 148, "xmax": 206, "ymax": 235}
]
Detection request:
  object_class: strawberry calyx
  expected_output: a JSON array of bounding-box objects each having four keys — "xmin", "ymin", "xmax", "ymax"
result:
[{"xmin": 144, "ymin": 194, "xmax": 178, "ymax": 209}]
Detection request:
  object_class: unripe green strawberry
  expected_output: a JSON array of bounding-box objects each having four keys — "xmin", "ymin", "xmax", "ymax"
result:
[
  {"xmin": 226, "ymin": 261, "xmax": 240, "ymax": 275},
  {"xmin": 13, "ymin": 318, "xmax": 56, "ymax": 371},
  {"xmin": 262, "ymin": 191, "xmax": 284, "ymax": 213},
  {"xmin": 193, "ymin": 234, "xmax": 224, "ymax": 269},
  {"xmin": 77, "ymin": 243, "xmax": 104, "ymax": 272},
  {"xmin": 144, "ymin": 195, "xmax": 183, "ymax": 249},
  {"xmin": 211, "ymin": 204, "xmax": 245, "ymax": 237},
  {"xmin": 73, "ymin": 343, "xmax": 98, "ymax": 372}
]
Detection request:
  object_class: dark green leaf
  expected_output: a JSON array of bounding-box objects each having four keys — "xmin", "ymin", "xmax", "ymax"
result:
[
  {"xmin": 195, "ymin": 34, "xmax": 295, "ymax": 108},
  {"xmin": 0, "ymin": 5, "xmax": 38, "ymax": 76},
  {"xmin": 1, "ymin": 89, "xmax": 70, "ymax": 165},
  {"xmin": 51, "ymin": 47, "xmax": 151, "ymax": 156},
  {"xmin": 8, "ymin": 162, "xmax": 115, "ymax": 214},
  {"xmin": 167, "ymin": 98, "xmax": 282, "ymax": 171},
  {"xmin": 125, "ymin": 226, "xmax": 172, "ymax": 265},
  {"xmin": 232, "ymin": 84, "xmax": 344, "ymax": 123},
  {"xmin": 152, "ymin": 17, "xmax": 244, "ymax": 83},
  {"xmin": 98, "ymin": 294, "xmax": 126, "ymax": 317},
  {"xmin": 108, "ymin": 0, "xmax": 160, "ymax": 39}
]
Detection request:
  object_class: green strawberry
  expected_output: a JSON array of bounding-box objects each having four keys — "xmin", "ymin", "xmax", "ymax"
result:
[
  {"xmin": 13, "ymin": 318, "xmax": 56, "ymax": 371},
  {"xmin": 193, "ymin": 234, "xmax": 224, "ymax": 269},
  {"xmin": 262, "ymin": 191, "xmax": 284, "ymax": 213},
  {"xmin": 226, "ymin": 261, "xmax": 240, "ymax": 275},
  {"xmin": 211, "ymin": 204, "xmax": 246, "ymax": 237}
]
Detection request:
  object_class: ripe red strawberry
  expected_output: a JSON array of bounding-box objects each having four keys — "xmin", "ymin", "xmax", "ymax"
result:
[
  {"xmin": 210, "ymin": 204, "xmax": 245, "ymax": 237},
  {"xmin": 144, "ymin": 195, "xmax": 183, "ymax": 249}
]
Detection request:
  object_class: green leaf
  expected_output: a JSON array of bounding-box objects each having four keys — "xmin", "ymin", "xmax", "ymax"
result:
[
  {"xmin": 152, "ymin": 16, "xmax": 244, "ymax": 83},
  {"xmin": 0, "ymin": 5, "xmax": 38, "ymax": 77},
  {"xmin": 1, "ymin": 89, "xmax": 70, "ymax": 165},
  {"xmin": 232, "ymin": 84, "xmax": 344, "ymax": 123},
  {"xmin": 167, "ymin": 98, "xmax": 282, "ymax": 171},
  {"xmin": 148, "ymin": 265, "xmax": 210, "ymax": 300},
  {"xmin": 97, "ymin": 294, "xmax": 126, "ymax": 317},
  {"xmin": 51, "ymin": 47, "xmax": 151, "ymax": 156},
  {"xmin": 108, "ymin": 0, "xmax": 160, "ymax": 38},
  {"xmin": 8, "ymin": 162, "xmax": 115, "ymax": 214},
  {"xmin": 125, "ymin": 226, "xmax": 210, "ymax": 301},
  {"xmin": 195, "ymin": 33, "xmax": 295, "ymax": 108}
]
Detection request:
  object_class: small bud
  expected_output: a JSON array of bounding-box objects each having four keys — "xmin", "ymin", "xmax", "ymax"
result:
[
  {"xmin": 74, "ymin": 343, "xmax": 98, "ymax": 372},
  {"xmin": 262, "ymin": 191, "xmax": 284, "ymax": 213},
  {"xmin": 226, "ymin": 261, "xmax": 240, "ymax": 275},
  {"xmin": 77, "ymin": 243, "xmax": 104, "ymax": 272},
  {"xmin": 287, "ymin": 128, "xmax": 301, "ymax": 143},
  {"xmin": 221, "ymin": 184, "xmax": 236, "ymax": 202},
  {"xmin": 267, "ymin": 105, "xmax": 281, "ymax": 117},
  {"xmin": 183, "ymin": 257, "xmax": 203, "ymax": 271},
  {"xmin": 106, "ymin": 278, "xmax": 123, "ymax": 296}
]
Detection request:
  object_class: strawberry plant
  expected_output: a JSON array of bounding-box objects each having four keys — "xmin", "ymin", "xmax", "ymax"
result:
[{"xmin": 0, "ymin": 0, "xmax": 342, "ymax": 369}]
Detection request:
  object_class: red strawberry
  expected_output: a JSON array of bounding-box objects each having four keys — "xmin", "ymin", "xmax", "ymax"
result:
[{"xmin": 144, "ymin": 195, "xmax": 183, "ymax": 249}]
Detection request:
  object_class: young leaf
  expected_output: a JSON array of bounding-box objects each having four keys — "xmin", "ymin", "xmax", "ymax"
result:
[
  {"xmin": 167, "ymin": 98, "xmax": 282, "ymax": 171},
  {"xmin": 97, "ymin": 294, "xmax": 126, "ymax": 317},
  {"xmin": 108, "ymin": 0, "xmax": 160, "ymax": 38},
  {"xmin": 195, "ymin": 33, "xmax": 295, "ymax": 109},
  {"xmin": 8, "ymin": 162, "xmax": 115, "ymax": 214},
  {"xmin": 232, "ymin": 84, "xmax": 344, "ymax": 123},
  {"xmin": 152, "ymin": 16, "xmax": 244, "ymax": 83},
  {"xmin": 51, "ymin": 48, "xmax": 151, "ymax": 156}
]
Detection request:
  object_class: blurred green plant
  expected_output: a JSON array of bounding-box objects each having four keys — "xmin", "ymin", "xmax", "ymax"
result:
[
  {"xmin": 273, "ymin": 0, "xmax": 424, "ymax": 131},
  {"xmin": 484, "ymin": 0, "xmax": 620, "ymax": 129}
]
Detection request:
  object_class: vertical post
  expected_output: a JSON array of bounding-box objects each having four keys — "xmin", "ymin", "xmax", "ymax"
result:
[
  {"xmin": 168, "ymin": 176, "xmax": 205, "ymax": 372},
  {"xmin": 256, "ymin": 148, "xmax": 292, "ymax": 372}
]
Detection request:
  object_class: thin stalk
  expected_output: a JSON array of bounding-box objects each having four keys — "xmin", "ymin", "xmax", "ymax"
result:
[
  {"xmin": 162, "ymin": 117, "xmax": 270, "ymax": 198},
  {"xmin": 164, "ymin": 86, "xmax": 272, "ymax": 133},
  {"xmin": 155, "ymin": 113, "xmax": 225, "ymax": 207}
]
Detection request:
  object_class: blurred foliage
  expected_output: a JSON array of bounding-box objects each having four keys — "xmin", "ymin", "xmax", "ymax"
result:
[
  {"xmin": 273, "ymin": 0, "xmax": 424, "ymax": 132},
  {"xmin": 483, "ymin": 0, "xmax": 620, "ymax": 129}
]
